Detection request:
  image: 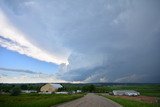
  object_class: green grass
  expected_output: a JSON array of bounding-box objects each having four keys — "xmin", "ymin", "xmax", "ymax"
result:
[
  {"xmin": 102, "ymin": 95, "xmax": 160, "ymax": 107},
  {"xmin": 0, "ymin": 93, "xmax": 84, "ymax": 107}
]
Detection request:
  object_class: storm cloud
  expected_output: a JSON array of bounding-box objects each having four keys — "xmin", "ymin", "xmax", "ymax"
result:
[{"xmin": 0, "ymin": 0, "xmax": 160, "ymax": 83}]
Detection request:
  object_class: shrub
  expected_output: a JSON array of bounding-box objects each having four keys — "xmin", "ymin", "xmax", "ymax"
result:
[{"xmin": 10, "ymin": 86, "xmax": 21, "ymax": 96}]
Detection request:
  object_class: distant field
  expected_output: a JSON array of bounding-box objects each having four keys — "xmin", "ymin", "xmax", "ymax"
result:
[
  {"xmin": 0, "ymin": 94, "xmax": 84, "ymax": 107},
  {"xmin": 102, "ymin": 95, "xmax": 160, "ymax": 107}
]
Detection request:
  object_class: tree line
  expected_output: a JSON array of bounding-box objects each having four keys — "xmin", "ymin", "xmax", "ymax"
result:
[{"xmin": 0, "ymin": 83, "xmax": 111, "ymax": 96}]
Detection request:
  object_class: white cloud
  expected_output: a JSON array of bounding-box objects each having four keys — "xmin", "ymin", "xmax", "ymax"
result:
[
  {"xmin": 0, "ymin": 75, "xmax": 66, "ymax": 83},
  {"xmin": 0, "ymin": 69, "xmax": 66, "ymax": 83},
  {"xmin": 0, "ymin": 10, "xmax": 68, "ymax": 64}
]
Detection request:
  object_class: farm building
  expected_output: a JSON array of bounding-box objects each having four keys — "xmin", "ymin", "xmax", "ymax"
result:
[
  {"xmin": 21, "ymin": 90, "xmax": 37, "ymax": 93},
  {"xmin": 113, "ymin": 90, "xmax": 140, "ymax": 96},
  {"xmin": 77, "ymin": 90, "xmax": 82, "ymax": 93},
  {"xmin": 55, "ymin": 92, "xmax": 68, "ymax": 94},
  {"xmin": 40, "ymin": 83, "xmax": 63, "ymax": 94}
]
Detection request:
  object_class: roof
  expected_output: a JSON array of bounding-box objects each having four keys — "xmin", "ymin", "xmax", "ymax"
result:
[
  {"xmin": 113, "ymin": 90, "xmax": 139, "ymax": 93},
  {"xmin": 50, "ymin": 84, "xmax": 63, "ymax": 89}
]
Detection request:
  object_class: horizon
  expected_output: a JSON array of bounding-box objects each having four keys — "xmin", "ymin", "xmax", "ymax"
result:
[
  {"xmin": 0, "ymin": 0, "xmax": 160, "ymax": 83},
  {"xmin": 1, "ymin": 81, "xmax": 160, "ymax": 84},
  {"xmin": 1, "ymin": 82, "xmax": 160, "ymax": 84}
]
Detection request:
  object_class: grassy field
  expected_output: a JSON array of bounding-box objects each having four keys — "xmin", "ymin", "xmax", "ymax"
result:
[
  {"xmin": 0, "ymin": 93, "xmax": 84, "ymax": 107},
  {"xmin": 102, "ymin": 95, "xmax": 160, "ymax": 107}
]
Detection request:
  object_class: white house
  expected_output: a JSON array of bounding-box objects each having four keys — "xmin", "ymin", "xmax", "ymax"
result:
[{"xmin": 113, "ymin": 90, "xmax": 140, "ymax": 96}]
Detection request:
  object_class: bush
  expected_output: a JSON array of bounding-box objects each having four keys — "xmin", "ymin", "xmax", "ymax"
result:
[{"xmin": 10, "ymin": 86, "xmax": 21, "ymax": 96}]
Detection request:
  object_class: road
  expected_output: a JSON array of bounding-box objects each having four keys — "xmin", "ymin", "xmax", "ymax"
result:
[{"xmin": 54, "ymin": 93, "xmax": 122, "ymax": 107}]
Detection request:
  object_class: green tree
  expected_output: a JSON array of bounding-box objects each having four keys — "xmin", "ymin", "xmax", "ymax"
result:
[
  {"xmin": 21, "ymin": 84, "xmax": 28, "ymax": 90},
  {"xmin": 82, "ymin": 85, "xmax": 95, "ymax": 92},
  {"xmin": 10, "ymin": 86, "xmax": 21, "ymax": 96}
]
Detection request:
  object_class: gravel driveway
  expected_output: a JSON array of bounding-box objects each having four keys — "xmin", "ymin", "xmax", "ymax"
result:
[{"xmin": 53, "ymin": 93, "xmax": 122, "ymax": 107}]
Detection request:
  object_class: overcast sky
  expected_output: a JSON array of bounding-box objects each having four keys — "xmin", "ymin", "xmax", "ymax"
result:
[{"xmin": 0, "ymin": 0, "xmax": 160, "ymax": 83}]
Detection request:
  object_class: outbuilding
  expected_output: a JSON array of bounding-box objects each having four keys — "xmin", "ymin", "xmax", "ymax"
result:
[
  {"xmin": 113, "ymin": 90, "xmax": 140, "ymax": 96},
  {"xmin": 40, "ymin": 83, "xmax": 63, "ymax": 94},
  {"xmin": 21, "ymin": 90, "xmax": 37, "ymax": 93}
]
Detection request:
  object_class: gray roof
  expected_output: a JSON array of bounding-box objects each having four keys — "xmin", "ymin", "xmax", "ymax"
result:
[{"xmin": 50, "ymin": 84, "xmax": 63, "ymax": 89}]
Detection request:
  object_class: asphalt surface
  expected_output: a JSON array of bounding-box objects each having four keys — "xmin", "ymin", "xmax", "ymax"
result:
[{"xmin": 54, "ymin": 93, "xmax": 122, "ymax": 107}]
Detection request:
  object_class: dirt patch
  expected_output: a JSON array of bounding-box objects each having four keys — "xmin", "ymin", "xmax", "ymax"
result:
[{"xmin": 114, "ymin": 95, "xmax": 158, "ymax": 103}]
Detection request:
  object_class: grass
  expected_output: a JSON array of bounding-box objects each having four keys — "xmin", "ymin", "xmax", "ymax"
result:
[
  {"xmin": 0, "ymin": 93, "xmax": 84, "ymax": 107},
  {"xmin": 102, "ymin": 95, "xmax": 160, "ymax": 107}
]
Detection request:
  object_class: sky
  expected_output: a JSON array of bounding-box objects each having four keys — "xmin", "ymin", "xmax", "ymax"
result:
[{"xmin": 0, "ymin": 0, "xmax": 160, "ymax": 83}]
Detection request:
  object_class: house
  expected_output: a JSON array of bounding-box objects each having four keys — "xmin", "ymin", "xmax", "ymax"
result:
[
  {"xmin": 113, "ymin": 90, "xmax": 140, "ymax": 96},
  {"xmin": 40, "ymin": 83, "xmax": 63, "ymax": 94}
]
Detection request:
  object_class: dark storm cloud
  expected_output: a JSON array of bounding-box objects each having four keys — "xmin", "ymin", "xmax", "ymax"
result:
[{"xmin": 57, "ymin": 0, "xmax": 160, "ymax": 83}]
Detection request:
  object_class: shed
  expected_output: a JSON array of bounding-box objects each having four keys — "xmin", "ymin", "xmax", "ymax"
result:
[
  {"xmin": 40, "ymin": 83, "xmax": 63, "ymax": 93},
  {"xmin": 113, "ymin": 90, "xmax": 140, "ymax": 96}
]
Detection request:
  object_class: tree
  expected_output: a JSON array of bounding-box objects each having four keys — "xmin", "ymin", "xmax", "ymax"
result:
[
  {"xmin": 21, "ymin": 84, "xmax": 28, "ymax": 90},
  {"xmin": 82, "ymin": 85, "xmax": 95, "ymax": 92},
  {"xmin": 10, "ymin": 86, "xmax": 21, "ymax": 96},
  {"xmin": 88, "ymin": 85, "xmax": 95, "ymax": 92}
]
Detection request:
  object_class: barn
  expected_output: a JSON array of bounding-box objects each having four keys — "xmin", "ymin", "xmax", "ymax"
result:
[
  {"xmin": 113, "ymin": 90, "xmax": 140, "ymax": 96},
  {"xmin": 40, "ymin": 83, "xmax": 63, "ymax": 93}
]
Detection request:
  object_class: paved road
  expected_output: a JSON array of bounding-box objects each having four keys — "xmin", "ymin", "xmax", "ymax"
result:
[{"xmin": 54, "ymin": 93, "xmax": 122, "ymax": 107}]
